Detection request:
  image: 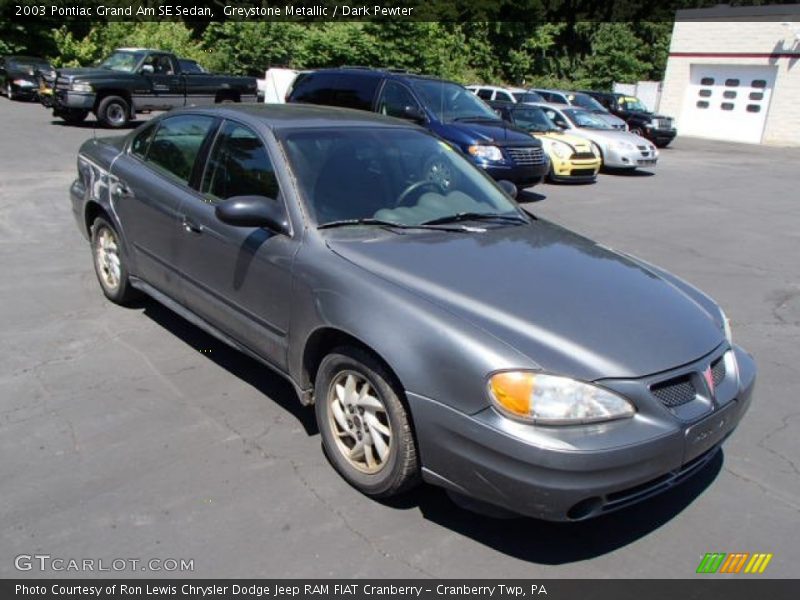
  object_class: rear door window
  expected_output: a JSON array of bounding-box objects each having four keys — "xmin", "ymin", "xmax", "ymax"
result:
[
  {"xmin": 288, "ymin": 72, "xmax": 380, "ymax": 111},
  {"xmin": 145, "ymin": 115, "xmax": 216, "ymax": 184}
]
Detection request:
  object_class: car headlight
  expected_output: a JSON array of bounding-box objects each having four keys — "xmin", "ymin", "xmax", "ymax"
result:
[
  {"xmin": 71, "ymin": 82, "xmax": 93, "ymax": 93},
  {"xmin": 13, "ymin": 79, "xmax": 35, "ymax": 87},
  {"xmin": 468, "ymin": 145, "xmax": 504, "ymax": 162},
  {"xmin": 550, "ymin": 142, "xmax": 568, "ymax": 159},
  {"xmin": 488, "ymin": 371, "xmax": 635, "ymax": 425}
]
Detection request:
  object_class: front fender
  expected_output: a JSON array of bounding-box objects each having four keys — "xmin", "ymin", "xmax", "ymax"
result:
[{"xmin": 287, "ymin": 237, "xmax": 537, "ymax": 415}]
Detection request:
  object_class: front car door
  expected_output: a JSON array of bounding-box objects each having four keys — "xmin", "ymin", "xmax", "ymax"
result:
[
  {"xmin": 376, "ymin": 79, "xmax": 423, "ymax": 120},
  {"xmin": 111, "ymin": 114, "xmax": 218, "ymax": 298},
  {"xmin": 137, "ymin": 54, "xmax": 184, "ymax": 110},
  {"xmin": 175, "ymin": 120, "xmax": 298, "ymax": 368}
]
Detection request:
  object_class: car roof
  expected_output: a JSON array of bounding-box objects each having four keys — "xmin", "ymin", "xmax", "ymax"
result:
[
  {"xmin": 169, "ymin": 103, "xmax": 425, "ymax": 131},
  {"xmin": 5, "ymin": 55, "xmax": 49, "ymax": 62},
  {"xmin": 308, "ymin": 67, "xmax": 461, "ymax": 86},
  {"xmin": 528, "ymin": 102, "xmax": 573, "ymax": 110}
]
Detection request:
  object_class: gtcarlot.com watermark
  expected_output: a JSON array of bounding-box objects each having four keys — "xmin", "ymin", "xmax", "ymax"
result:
[{"xmin": 15, "ymin": 554, "xmax": 194, "ymax": 573}]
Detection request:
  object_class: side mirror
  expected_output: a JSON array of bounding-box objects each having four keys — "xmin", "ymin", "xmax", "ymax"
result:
[
  {"xmin": 140, "ymin": 64, "xmax": 154, "ymax": 75},
  {"xmin": 215, "ymin": 195, "xmax": 289, "ymax": 234},
  {"xmin": 497, "ymin": 180, "xmax": 518, "ymax": 199},
  {"xmin": 402, "ymin": 105, "xmax": 426, "ymax": 123}
]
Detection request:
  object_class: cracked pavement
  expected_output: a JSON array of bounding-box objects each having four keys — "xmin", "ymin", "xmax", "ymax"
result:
[{"xmin": 1, "ymin": 99, "xmax": 798, "ymax": 578}]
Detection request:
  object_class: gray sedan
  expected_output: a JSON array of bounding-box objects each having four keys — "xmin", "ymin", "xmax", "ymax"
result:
[{"xmin": 70, "ymin": 104, "xmax": 754, "ymax": 521}]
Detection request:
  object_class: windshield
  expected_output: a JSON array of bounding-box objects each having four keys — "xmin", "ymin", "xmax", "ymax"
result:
[
  {"xmin": 281, "ymin": 128, "xmax": 521, "ymax": 227},
  {"xmin": 410, "ymin": 79, "xmax": 500, "ymax": 123},
  {"xmin": 568, "ymin": 93, "xmax": 607, "ymax": 112},
  {"xmin": 513, "ymin": 91, "xmax": 545, "ymax": 103},
  {"xmin": 563, "ymin": 108, "xmax": 613, "ymax": 129},
  {"xmin": 98, "ymin": 51, "xmax": 145, "ymax": 73},
  {"xmin": 509, "ymin": 107, "xmax": 559, "ymax": 132},
  {"xmin": 619, "ymin": 96, "xmax": 649, "ymax": 112}
]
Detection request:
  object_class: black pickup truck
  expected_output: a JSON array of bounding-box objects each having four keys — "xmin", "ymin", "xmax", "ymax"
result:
[{"xmin": 49, "ymin": 48, "xmax": 258, "ymax": 127}]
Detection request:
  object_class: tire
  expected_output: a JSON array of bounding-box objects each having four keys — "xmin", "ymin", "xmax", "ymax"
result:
[
  {"xmin": 97, "ymin": 95, "xmax": 130, "ymax": 128},
  {"xmin": 630, "ymin": 126, "xmax": 644, "ymax": 137},
  {"xmin": 90, "ymin": 217, "xmax": 139, "ymax": 305},
  {"xmin": 61, "ymin": 109, "xmax": 89, "ymax": 124},
  {"xmin": 315, "ymin": 347, "xmax": 420, "ymax": 498},
  {"xmin": 655, "ymin": 140, "xmax": 671, "ymax": 149},
  {"xmin": 6, "ymin": 82, "xmax": 15, "ymax": 101}
]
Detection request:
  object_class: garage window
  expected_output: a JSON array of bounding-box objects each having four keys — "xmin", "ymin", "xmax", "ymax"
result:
[
  {"xmin": 752, "ymin": 80, "xmax": 767, "ymax": 88},
  {"xmin": 746, "ymin": 104, "xmax": 761, "ymax": 113},
  {"xmin": 723, "ymin": 91, "xmax": 737, "ymax": 99},
  {"xmin": 701, "ymin": 77, "xmax": 714, "ymax": 85},
  {"xmin": 721, "ymin": 103, "xmax": 735, "ymax": 111},
  {"xmin": 698, "ymin": 89, "xmax": 712, "ymax": 97},
  {"xmin": 749, "ymin": 92, "xmax": 763, "ymax": 101},
  {"xmin": 725, "ymin": 79, "xmax": 740, "ymax": 87},
  {"xmin": 696, "ymin": 100, "xmax": 709, "ymax": 109}
]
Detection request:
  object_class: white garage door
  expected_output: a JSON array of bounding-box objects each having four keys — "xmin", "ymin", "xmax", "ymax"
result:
[{"xmin": 679, "ymin": 64, "xmax": 777, "ymax": 144}]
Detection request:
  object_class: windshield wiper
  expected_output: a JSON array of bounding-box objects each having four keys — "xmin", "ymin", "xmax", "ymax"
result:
[
  {"xmin": 420, "ymin": 212, "xmax": 529, "ymax": 226},
  {"xmin": 317, "ymin": 218, "xmax": 469, "ymax": 232}
]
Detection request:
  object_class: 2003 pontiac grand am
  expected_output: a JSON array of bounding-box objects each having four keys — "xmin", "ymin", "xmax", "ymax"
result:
[{"xmin": 70, "ymin": 104, "xmax": 755, "ymax": 521}]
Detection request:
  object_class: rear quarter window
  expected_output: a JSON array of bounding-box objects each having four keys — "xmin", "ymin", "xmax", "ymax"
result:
[{"xmin": 288, "ymin": 72, "xmax": 380, "ymax": 111}]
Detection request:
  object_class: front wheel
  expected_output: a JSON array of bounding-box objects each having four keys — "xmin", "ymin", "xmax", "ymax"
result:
[
  {"xmin": 91, "ymin": 217, "xmax": 139, "ymax": 305},
  {"xmin": 97, "ymin": 95, "xmax": 130, "ymax": 128},
  {"xmin": 6, "ymin": 82, "xmax": 15, "ymax": 100},
  {"xmin": 315, "ymin": 347, "xmax": 420, "ymax": 498}
]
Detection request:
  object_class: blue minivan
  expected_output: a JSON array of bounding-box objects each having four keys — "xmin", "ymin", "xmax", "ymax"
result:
[{"xmin": 287, "ymin": 68, "xmax": 549, "ymax": 189}]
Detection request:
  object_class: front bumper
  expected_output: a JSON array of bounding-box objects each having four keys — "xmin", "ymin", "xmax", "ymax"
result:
[
  {"xmin": 409, "ymin": 345, "xmax": 755, "ymax": 521},
  {"xmin": 604, "ymin": 145, "xmax": 658, "ymax": 169},
  {"xmin": 646, "ymin": 128, "xmax": 677, "ymax": 145},
  {"xmin": 53, "ymin": 90, "xmax": 95, "ymax": 111},
  {"xmin": 472, "ymin": 157, "xmax": 549, "ymax": 187},
  {"xmin": 549, "ymin": 155, "xmax": 601, "ymax": 182}
]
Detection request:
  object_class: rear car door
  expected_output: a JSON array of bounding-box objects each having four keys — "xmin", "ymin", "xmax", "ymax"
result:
[
  {"xmin": 111, "ymin": 114, "xmax": 218, "ymax": 298},
  {"xmin": 175, "ymin": 120, "xmax": 297, "ymax": 368}
]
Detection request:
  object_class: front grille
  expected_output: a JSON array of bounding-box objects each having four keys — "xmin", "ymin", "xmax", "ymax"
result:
[
  {"xmin": 571, "ymin": 151, "xmax": 596, "ymax": 160},
  {"xmin": 637, "ymin": 145, "xmax": 647, "ymax": 151},
  {"xmin": 506, "ymin": 146, "xmax": 546, "ymax": 166},
  {"xmin": 570, "ymin": 168, "xmax": 596, "ymax": 177},
  {"xmin": 656, "ymin": 118, "xmax": 673, "ymax": 129},
  {"xmin": 711, "ymin": 357, "xmax": 726, "ymax": 386},
  {"xmin": 651, "ymin": 375, "xmax": 696, "ymax": 408},
  {"xmin": 56, "ymin": 77, "xmax": 71, "ymax": 90}
]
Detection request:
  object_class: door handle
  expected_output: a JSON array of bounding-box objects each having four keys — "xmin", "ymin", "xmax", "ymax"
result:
[{"xmin": 182, "ymin": 217, "xmax": 203, "ymax": 234}]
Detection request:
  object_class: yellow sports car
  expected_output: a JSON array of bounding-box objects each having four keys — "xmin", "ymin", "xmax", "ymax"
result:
[{"xmin": 491, "ymin": 102, "xmax": 602, "ymax": 183}]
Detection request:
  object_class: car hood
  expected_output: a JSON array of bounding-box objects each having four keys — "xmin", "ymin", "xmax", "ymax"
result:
[
  {"xmin": 326, "ymin": 221, "xmax": 723, "ymax": 381},
  {"xmin": 57, "ymin": 68, "xmax": 124, "ymax": 81},
  {"xmin": 430, "ymin": 120, "xmax": 541, "ymax": 147},
  {"xmin": 590, "ymin": 111, "xmax": 627, "ymax": 127},
  {"xmin": 572, "ymin": 128, "xmax": 651, "ymax": 146},
  {"xmin": 533, "ymin": 131, "xmax": 594, "ymax": 151}
]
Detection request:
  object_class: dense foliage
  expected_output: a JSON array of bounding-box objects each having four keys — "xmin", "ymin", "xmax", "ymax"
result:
[{"xmin": 2, "ymin": 20, "xmax": 675, "ymax": 89}]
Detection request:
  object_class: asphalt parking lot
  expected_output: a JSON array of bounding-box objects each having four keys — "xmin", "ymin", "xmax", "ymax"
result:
[{"xmin": 1, "ymin": 98, "xmax": 798, "ymax": 579}]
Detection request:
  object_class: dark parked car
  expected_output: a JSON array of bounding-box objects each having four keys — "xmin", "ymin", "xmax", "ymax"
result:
[
  {"xmin": 287, "ymin": 68, "xmax": 549, "ymax": 189},
  {"xmin": 582, "ymin": 91, "xmax": 677, "ymax": 147},
  {"xmin": 50, "ymin": 48, "xmax": 258, "ymax": 127},
  {"xmin": 70, "ymin": 104, "xmax": 755, "ymax": 521},
  {"xmin": 0, "ymin": 55, "xmax": 54, "ymax": 101}
]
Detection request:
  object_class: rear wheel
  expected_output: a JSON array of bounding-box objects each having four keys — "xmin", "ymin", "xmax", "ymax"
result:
[
  {"xmin": 97, "ymin": 95, "xmax": 130, "ymax": 128},
  {"xmin": 91, "ymin": 217, "xmax": 139, "ymax": 305},
  {"xmin": 315, "ymin": 347, "xmax": 419, "ymax": 498}
]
